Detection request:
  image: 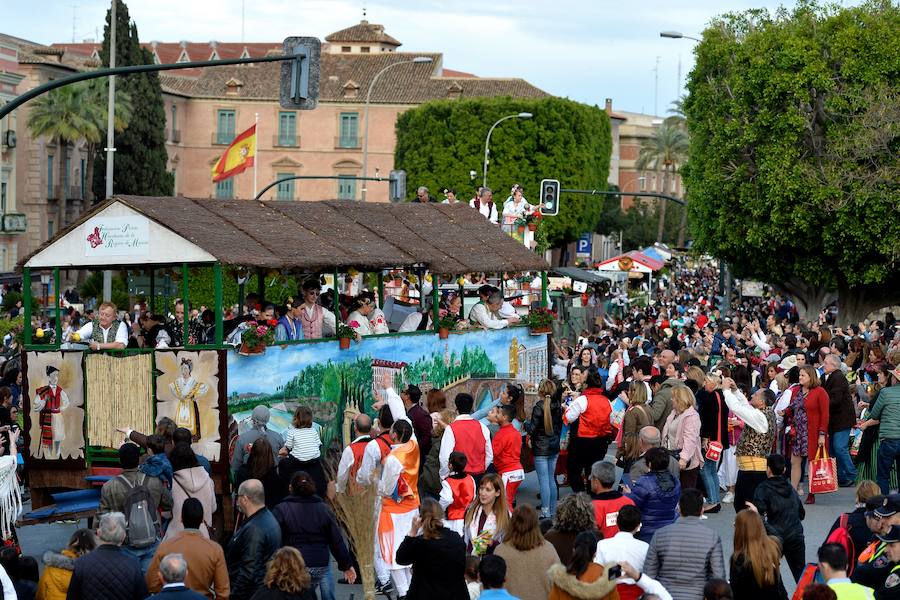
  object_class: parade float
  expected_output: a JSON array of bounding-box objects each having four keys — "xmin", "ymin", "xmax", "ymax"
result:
[{"xmin": 15, "ymin": 196, "xmax": 551, "ymax": 528}]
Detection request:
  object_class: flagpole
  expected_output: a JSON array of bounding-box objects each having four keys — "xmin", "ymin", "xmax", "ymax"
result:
[{"xmin": 253, "ymin": 112, "xmax": 259, "ymax": 198}]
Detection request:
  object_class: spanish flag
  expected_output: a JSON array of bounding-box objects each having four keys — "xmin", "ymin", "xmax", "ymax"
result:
[{"xmin": 211, "ymin": 124, "xmax": 256, "ymax": 182}]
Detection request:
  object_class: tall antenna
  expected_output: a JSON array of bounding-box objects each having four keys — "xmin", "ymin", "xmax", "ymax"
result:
[{"xmin": 362, "ymin": 0, "xmax": 367, "ymax": 19}]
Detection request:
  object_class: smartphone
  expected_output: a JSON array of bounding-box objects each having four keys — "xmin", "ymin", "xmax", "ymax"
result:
[{"xmin": 608, "ymin": 565, "xmax": 623, "ymax": 580}]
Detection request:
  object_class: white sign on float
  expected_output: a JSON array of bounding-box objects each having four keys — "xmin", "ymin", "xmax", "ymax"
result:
[{"xmin": 83, "ymin": 216, "xmax": 150, "ymax": 257}]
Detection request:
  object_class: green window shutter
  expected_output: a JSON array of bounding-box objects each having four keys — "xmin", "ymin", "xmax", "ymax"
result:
[
  {"xmin": 215, "ymin": 179, "xmax": 233, "ymax": 199},
  {"xmin": 216, "ymin": 110, "xmax": 236, "ymax": 144},
  {"xmin": 276, "ymin": 172, "xmax": 295, "ymax": 200},
  {"xmin": 339, "ymin": 113, "xmax": 359, "ymax": 147}
]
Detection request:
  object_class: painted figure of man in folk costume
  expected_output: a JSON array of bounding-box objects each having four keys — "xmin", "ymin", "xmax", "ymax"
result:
[
  {"xmin": 170, "ymin": 358, "xmax": 208, "ymax": 440},
  {"xmin": 33, "ymin": 365, "xmax": 69, "ymax": 458}
]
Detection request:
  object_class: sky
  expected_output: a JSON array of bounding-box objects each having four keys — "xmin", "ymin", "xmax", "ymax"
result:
[{"xmin": 4, "ymin": 0, "xmax": 865, "ymax": 115}]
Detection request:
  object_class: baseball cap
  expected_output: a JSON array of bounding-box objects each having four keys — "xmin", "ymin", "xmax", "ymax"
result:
[
  {"xmin": 878, "ymin": 524, "xmax": 900, "ymax": 544},
  {"xmin": 874, "ymin": 494, "xmax": 900, "ymax": 518}
]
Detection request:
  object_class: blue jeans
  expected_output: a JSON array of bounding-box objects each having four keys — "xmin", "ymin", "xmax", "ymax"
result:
[
  {"xmin": 699, "ymin": 456, "xmax": 721, "ymax": 505},
  {"xmin": 122, "ymin": 539, "xmax": 160, "ymax": 573},
  {"xmin": 534, "ymin": 454, "xmax": 559, "ymax": 518},
  {"xmin": 308, "ymin": 565, "xmax": 336, "ymax": 600},
  {"xmin": 831, "ymin": 429, "xmax": 858, "ymax": 484},
  {"xmin": 877, "ymin": 438, "xmax": 900, "ymax": 495}
]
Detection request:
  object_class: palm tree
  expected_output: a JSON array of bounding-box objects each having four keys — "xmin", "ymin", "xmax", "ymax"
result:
[
  {"xmin": 666, "ymin": 96, "xmax": 691, "ymax": 247},
  {"xmin": 636, "ymin": 121, "xmax": 689, "ymax": 243}
]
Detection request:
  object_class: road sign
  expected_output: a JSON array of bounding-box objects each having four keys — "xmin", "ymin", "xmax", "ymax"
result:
[
  {"xmin": 576, "ymin": 233, "xmax": 592, "ymax": 258},
  {"xmin": 279, "ymin": 37, "xmax": 321, "ymax": 110}
]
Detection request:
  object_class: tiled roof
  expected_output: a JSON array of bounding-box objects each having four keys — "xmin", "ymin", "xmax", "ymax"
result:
[
  {"xmin": 324, "ymin": 20, "xmax": 401, "ymax": 46},
  {"xmin": 443, "ymin": 68, "xmax": 476, "ymax": 78},
  {"xmin": 158, "ymin": 52, "xmax": 548, "ymax": 104},
  {"xmin": 0, "ymin": 34, "xmax": 94, "ymax": 70}
]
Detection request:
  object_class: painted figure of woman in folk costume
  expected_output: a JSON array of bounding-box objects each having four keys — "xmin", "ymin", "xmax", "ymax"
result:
[{"xmin": 170, "ymin": 358, "xmax": 208, "ymax": 439}]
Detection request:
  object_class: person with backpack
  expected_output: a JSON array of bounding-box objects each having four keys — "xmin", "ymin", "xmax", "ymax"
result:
[
  {"xmin": 827, "ymin": 481, "xmax": 881, "ymax": 566},
  {"xmin": 99, "ymin": 443, "xmax": 173, "ymax": 571}
]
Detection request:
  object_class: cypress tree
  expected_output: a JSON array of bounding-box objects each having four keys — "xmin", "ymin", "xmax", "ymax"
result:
[{"xmin": 93, "ymin": 0, "xmax": 173, "ymax": 199}]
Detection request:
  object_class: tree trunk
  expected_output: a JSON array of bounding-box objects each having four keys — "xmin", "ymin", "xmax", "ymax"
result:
[
  {"xmin": 676, "ymin": 200, "xmax": 688, "ymax": 248},
  {"xmin": 56, "ymin": 139, "xmax": 67, "ymax": 230},
  {"xmin": 656, "ymin": 167, "xmax": 669, "ymax": 243},
  {"xmin": 773, "ymin": 278, "xmax": 835, "ymax": 323},
  {"xmin": 836, "ymin": 275, "xmax": 900, "ymax": 327}
]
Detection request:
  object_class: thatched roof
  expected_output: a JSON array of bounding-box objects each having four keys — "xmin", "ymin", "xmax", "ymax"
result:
[{"xmin": 21, "ymin": 196, "xmax": 549, "ymax": 274}]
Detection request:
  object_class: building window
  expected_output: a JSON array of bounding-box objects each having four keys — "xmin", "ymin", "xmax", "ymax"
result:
[
  {"xmin": 276, "ymin": 172, "xmax": 295, "ymax": 200},
  {"xmin": 47, "ymin": 155, "xmax": 54, "ymax": 198},
  {"xmin": 171, "ymin": 104, "xmax": 178, "ymax": 141},
  {"xmin": 337, "ymin": 175, "xmax": 356, "ymax": 200},
  {"xmin": 0, "ymin": 181, "xmax": 6, "ymax": 213},
  {"xmin": 361, "ymin": 46, "xmax": 370, "ymax": 53},
  {"xmin": 215, "ymin": 178, "xmax": 233, "ymax": 199},
  {"xmin": 338, "ymin": 112, "xmax": 359, "ymax": 148},
  {"xmin": 277, "ymin": 112, "xmax": 297, "ymax": 146},
  {"xmin": 341, "ymin": 46, "xmax": 351, "ymax": 53},
  {"xmin": 216, "ymin": 109, "xmax": 236, "ymax": 144},
  {"xmin": 171, "ymin": 168, "xmax": 177, "ymax": 193},
  {"xmin": 47, "ymin": 220, "xmax": 54, "ymax": 238}
]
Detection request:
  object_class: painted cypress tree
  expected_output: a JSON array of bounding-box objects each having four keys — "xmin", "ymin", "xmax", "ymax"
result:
[{"xmin": 93, "ymin": 0, "xmax": 173, "ymax": 199}]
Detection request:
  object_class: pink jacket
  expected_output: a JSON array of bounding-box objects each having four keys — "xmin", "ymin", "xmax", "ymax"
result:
[{"xmin": 663, "ymin": 406, "xmax": 704, "ymax": 470}]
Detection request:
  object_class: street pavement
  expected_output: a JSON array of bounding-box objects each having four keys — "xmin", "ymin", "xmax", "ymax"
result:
[{"xmin": 18, "ymin": 462, "xmax": 856, "ymax": 599}]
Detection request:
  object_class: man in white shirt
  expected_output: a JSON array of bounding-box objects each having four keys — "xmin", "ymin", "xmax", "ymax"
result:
[
  {"xmin": 335, "ymin": 413, "xmax": 374, "ymax": 494},
  {"xmin": 438, "ymin": 393, "xmax": 493, "ymax": 480},
  {"xmin": 595, "ymin": 505, "xmax": 655, "ymax": 597},
  {"xmin": 74, "ymin": 302, "xmax": 127, "ymax": 350},
  {"xmin": 469, "ymin": 187, "xmax": 498, "ymax": 224},
  {"xmin": 469, "ymin": 290, "xmax": 518, "ymax": 330}
]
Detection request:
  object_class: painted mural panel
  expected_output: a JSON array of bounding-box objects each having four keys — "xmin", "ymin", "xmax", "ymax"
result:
[
  {"xmin": 26, "ymin": 352, "xmax": 85, "ymax": 460},
  {"xmin": 226, "ymin": 328, "xmax": 548, "ymax": 453},
  {"xmin": 155, "ymin": 351, "xmax": 221, "ymax": 461}
]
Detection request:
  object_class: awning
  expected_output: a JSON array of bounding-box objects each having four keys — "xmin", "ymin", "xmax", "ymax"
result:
[{"xmin": 551, "ymin": 267, "xmax": 612, "ymax": 284}]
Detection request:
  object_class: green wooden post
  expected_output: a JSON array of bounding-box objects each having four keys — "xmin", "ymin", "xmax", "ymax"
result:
[
  {"xmin": 214, "ymin": 263, "xmax": 224, "ymax": 345},
  {"xmin": 181, "ymin": 263, "xmax": 190, "ymax": 347},
  {"xmin": 54, "ymin": 268, "xmax": 61, "ymax": 347},
  {"xmin": 377, "ymin": 271, "xmax": 384, "ymax": 308},
  {"xmin": 23, "ymin": 267, "xmax": 32, "ymax": 345},
  {"xmin": 541, "ymin": 271, "xmax": 549, "ymax": 308},
  {"xmin": 432, "ymin": 273, "xmax": 440, "ymax": 332}
]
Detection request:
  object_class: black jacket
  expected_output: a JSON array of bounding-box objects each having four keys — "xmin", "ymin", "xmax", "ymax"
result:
[
  {"xmin": 271, "ymin": 494, "xmax": 352, "ymax": 570},
  {"xmin": 396, "ymin": 528, "xmax": 469, "ymax": 600},
  {"xmin": 752, "ymin": 476, "xmax": 805, "ymax": 542},
  {"xmin": 249, "ymin": 586, "xmax": 316, "ymax": 600},
  {"xmin": 66, "ymin": 544, "xmax": 147, "ymax": 600},
  {"xmin": 523, "ymin": 396, "xmax": 563, "ymax": 456},
  {"xmin": 226, "ymin": 508, "xmax": 282, "ymax": 600},
  {"xmin": 729, "ymin": 553, "xmax": 788, "ymax": 600},
  {"xmin": 828, "ymin": 507, "xmax": 874, "ymax": 563},
  {"xmin": 824, "ymin": 370, "xmax": 855, "ymax": 433},
  {"xmin": 697, "ymin": 388, "xmax": 730, "ymax": 449}
]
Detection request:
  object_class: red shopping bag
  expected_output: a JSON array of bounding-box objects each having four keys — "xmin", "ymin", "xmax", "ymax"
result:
[{"xmin": 810, "ymin": 446, "xmax": 838, "ymax": 494}]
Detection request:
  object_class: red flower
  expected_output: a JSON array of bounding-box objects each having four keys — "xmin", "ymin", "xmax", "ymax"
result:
[{"xmin": 267, "ymin": 319, "xmax": 279, "ymax": 327}]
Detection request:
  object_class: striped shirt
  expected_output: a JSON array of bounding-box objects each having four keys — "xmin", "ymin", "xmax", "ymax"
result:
[{"xmin": 283, "ymin": 426, "xmax": 321, "ymax": 461}]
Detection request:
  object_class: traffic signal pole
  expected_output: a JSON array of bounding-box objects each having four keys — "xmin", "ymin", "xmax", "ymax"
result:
[{"xmin": 560, "ymin": 188, "xmax": 686, "ymax": 206}]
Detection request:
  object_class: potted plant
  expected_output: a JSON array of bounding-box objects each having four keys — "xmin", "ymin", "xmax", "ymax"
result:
[
  {"xmin": 436, "ymin": 314, "xmax": 458, "ymax": 339},
  {"xmin": 526, "ymin": 212, "xmax": 542, "ymax": 231},
  {"xmin": 514, "ymin": 217, "xmax": 527, "ymax": 234},
  {"xmin": 335, "ymin": 321, "xmax": 356, "ymax": 350},
  {"xmin": 523, "ymin": 307, "xmax": 556, "ymax": 334},
  {"xmin": 239, "ymin": 319, "xmax": 277, "ymax": 355}
]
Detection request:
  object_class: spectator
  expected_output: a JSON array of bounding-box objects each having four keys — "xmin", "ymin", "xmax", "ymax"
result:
[
  {"xmin": 230, "ymin": 406, "xmax": 284, "ymax": 476},
  {"xmin": 172, "ymin": 428, "xmax": 211, "ymax": 474},
  {"xmin": 750, "ymin": 454, "xmax": 806, "ymax": 582},
  {"xmin": 464, "ymin": 473, "xmax": 509, "ymax": 556},
  {"xmin": 146, "ymin": 498, "xmax": 229, "ymax": 599},
  {"xmin": 729, "ymin": 510, "xmax": 788, "ymax": 600},
  {"xmin": 234, "ymin": 438, "xmax": 285, "ymax": 509},
  {"xmin": 859, "ymin": 366, "xmax": 900, "ymax": 496},
  {"xmin": 661, "ymin": 385, "xmax": 702, "ymax": 491},
  {"xmin": 145, "ymin": 553, "xmax": 205, "ymax": 600},
  {"xmin": 595, "ymin": 505, "xmax": 649, "ymax": 600},
  {"xmin": 248, "ymin": 547, "xmax": 316, "ymax": 600},
  {"xmin": 826, "ymin": 481, "xmax": 881, "ymax": 564},
  {"xmin": 164, "ymin": 443, "xmax": 216, "ymax": 541},
  {"xmin": 564, "ymin": 370, "xmax": 615, "ymax": 493},
  {"xmin": 99, "ymin": 443, "xmax": 173, "ymax": 571},
  {"xmin": 66, "ymin": 512, "xmax": 147, "ymax": 600},
  {"xmin": 544, "ymin": 493, "xmax": 597, "ymax": 565},
  {"xmin": 589, "ymin": 460, "xmax": 635, "ymax": 539},
  {"xmin": 38, "ymin": 528, "xmax": 96, "ymax": 600},
  {"xmin": 478, "ymin": 555, "xmax": 517, "ymax": 600},
  {"xmin": 272, "ymin": 471, "xmax": 355, "ymax": 600},
  {"xmin": 278, "ymin": 406, "xmax": 325, "ymax": 493},
  {"xmin": 823, "ymin": 354, "xmax": 859, "ymax": 486},
  {"xmin": 651, "ymin": 370, "xmax": 681, "ymax": 432},
  {"xmin": 465, "ymin": 555, "xmax": 481, "ymax": 600},
  {"xmin": 400, "ymin": 384, "xmax": 434, "ymax": 458},
  {"xmin": 547, "ymin": 531, "xmax": 618, "ymax": 600},
  {"xmin": 630, "ymin": 425, "xmax": 681, "ymax": 487},
  {"xmin": 396, "ymin": 497, "xmax": 469, "ymax": 600},
  {"xmin": 494, "ymin": 504, "xmax": 561, "ymax": 600},
  {"xmin": 788, "ymin": 365, "xmax": 830, "ymax": 505},
  {"xmin": 8, "ymin": 553, "xmax": 37, "ymax": 600},
  {"xmin": 644, "ymin": 488, "xmax": 726, "ymax": 600},
  {"xmin": 818, "ymin": 543, "xmax": 874, "ymax": 600},
  {"xmin": 627, "ymin": 447, "xmax": 681, "ymax": 543},
  {"xmin": 523, "ymin": 379, "xmax": 563, "ymax": 519},
  {"xmin": 617, "ymin": 381, "xmax": 653, "ymax": 473},
  {"xmin": 440, "ymin": 393, "xmax": 493, "ymax": 481},
  {"xmin": 697, "ymin": 373, "xmax": 728, "ymax": 513},
  {"xmin": 139, "ymin": 434, "xmax": 173, "ymax": 490},
  {"xmin": 226, "ymin": 479, "xmax": 281, "ymax": 600},
  {"xmin": 704, "ymin": 579, "xmax": 734, "ymax": 600}
]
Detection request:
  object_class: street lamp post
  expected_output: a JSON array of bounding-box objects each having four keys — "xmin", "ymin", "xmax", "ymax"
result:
[
  {"xmin": 482, "ymin": 112, "xmax": 532, "ymax": 189},
  {"xmin": 659, "ymin": 31, "xmax": 701, "ymax": 42},
  {"xmin": 360, "ymin": 56, "xmax": 433, "ymax": 201}
]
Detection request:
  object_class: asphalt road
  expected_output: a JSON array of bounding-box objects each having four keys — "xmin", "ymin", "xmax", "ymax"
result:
[{"xmin": 18, "ymin": 462, "xmax": 856, "ymax": 599}]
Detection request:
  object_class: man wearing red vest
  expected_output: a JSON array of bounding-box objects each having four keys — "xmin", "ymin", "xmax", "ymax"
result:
[
  {"xmin": 439, "ymin": 393, "xmax": 492, "ymax": 482},
  {"xmin": 491, "ymin": 405, "xmax": 524, "ymax": 510},
  {"xmin": 590, "ymin": 460, "xmax": 634, "ymax": 539},
  {"xmin": 564, "ymin": 370, "xmax": 614, "ymax": 492},
  {"xmin": 336, "ymin": 413, "xmax": 374, "ymax": 494},
  {"xmin": 356, "ymin": 405, "xmax": 397, "ymax": 487}
]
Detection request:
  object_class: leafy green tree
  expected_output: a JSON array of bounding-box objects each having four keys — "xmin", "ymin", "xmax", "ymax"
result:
[
  {"xmin": 635, "ymin": 121, "xmax": 688, "ymax": 243},
  {"xmin": 27, "ymin": 84, "xmax": 102, "ymax": 228},
  {"xmin": 93, "ymin": 0, "xmax": 173, "ymax": 199},
  {"xmin": 395, "ymin": 96, "xmax": 611, "ymax": 248},
  {"xmin": 683, "ymin": 0, "xmax": 900, "ymax": 324}
]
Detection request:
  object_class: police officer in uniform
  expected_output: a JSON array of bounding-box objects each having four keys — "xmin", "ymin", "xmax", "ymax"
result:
[
  {"xmin": 876, "ymin": 525, "xmax": 900, "ymax": 599},
  {"xmin": 857, "ymin": 496, "xmax": 900, "ymax": 589}
]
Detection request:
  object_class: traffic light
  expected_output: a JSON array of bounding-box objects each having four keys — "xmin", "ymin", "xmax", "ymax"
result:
[
  {"xmin": 539, "ymin": 179, "xmax": 560, "ymax": 216},
  {"xmin": 279, "ymin": 37, "xmax": 321, "ymax": 110},
  {"xmin": 389, "ymin": 170, "xmax": 407, "ymax": 203}
]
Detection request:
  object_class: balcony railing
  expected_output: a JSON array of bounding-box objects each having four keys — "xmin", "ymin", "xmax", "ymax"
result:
[
  {"xmin": 171, "ymin": 129, "xmax": 181, "ymax": 143},
  {"xmin": 47, "ymin": 186, "xmax": 84, "ymax": 200},
  {"xmin": 212, "ymin": 132, "xmax": 235, "ymax": 146},
  {"xmin": 273, "ymin": 135, "xmax": 300, "ymax": 148},
  {"xmin": 335, "ymin": 136, "xmax": 361, "ymax": 149}
]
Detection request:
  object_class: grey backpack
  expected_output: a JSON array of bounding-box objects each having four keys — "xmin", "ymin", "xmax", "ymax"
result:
[{"xmin": 118, "ymin": 474, "xmax": 159, "ymax": 548}]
